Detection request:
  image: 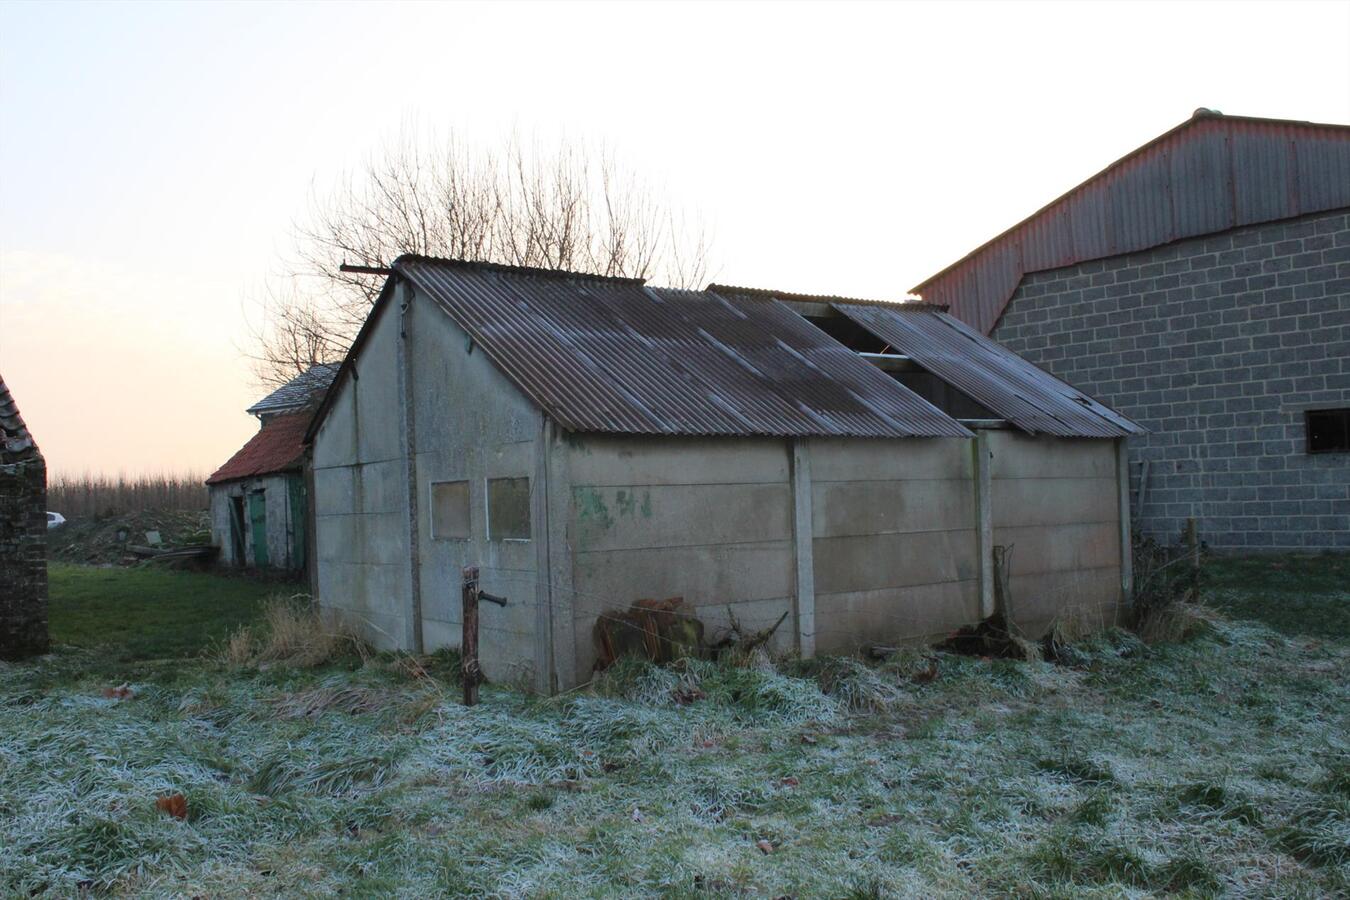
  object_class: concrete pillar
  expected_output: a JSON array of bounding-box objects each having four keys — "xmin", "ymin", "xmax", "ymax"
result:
[
  {"xmin": 973, "ymin": 431, "xmax": 994, "ymax": 619},
  {"xmin": 396, "ymin": 280, "xmax": 424, "ymax": 653},
  {"xmin": 790, "ymin": 439, "xmax": 816, "ymax": 658},
  {"xmin": 1116, "ymin": 438, "xmax": 1133, "ymax": 605},
  {"xmin": 541, "ymin": 419, "xmax": 575, "ymax": 692}
]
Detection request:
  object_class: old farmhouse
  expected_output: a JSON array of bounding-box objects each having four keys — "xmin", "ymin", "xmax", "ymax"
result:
[
  {"xmin": 915, "ymin": 110, "xmax": 1350, "ymax": 551},
  {"xmin": 206, "ymin": 364, "xmax": 337, "ymax": 572},
  {"xmin": 306, "ymin": 256, "xmax": 1141, "ymax": 693}
]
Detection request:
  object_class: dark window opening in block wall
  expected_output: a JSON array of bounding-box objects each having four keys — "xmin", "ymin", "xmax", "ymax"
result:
[{"xmin": 1306, "ymin": 408, "xmax": 1350, "ymax": 454}]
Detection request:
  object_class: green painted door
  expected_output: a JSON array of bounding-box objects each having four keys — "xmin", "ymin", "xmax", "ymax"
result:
[
  {"xmin": 248, "ymin": 490, "xmax": 269, "ymax": 568},
  {"xmin": 287, "ymin": 475, "xmax": 306, "ymax": 572}
]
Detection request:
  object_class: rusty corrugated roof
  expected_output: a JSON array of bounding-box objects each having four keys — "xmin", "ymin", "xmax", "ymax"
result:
[
  {"xmin": 206, "ymin": 412, "xmax": 310, "ymax": 485},
  {"xmin": 914, "ymin": 110, "xmax": 1350, "ymax": 333},
  {"xmin": 397, "ymin": 256, "xmax": 972, "ymax": 439},
  {"xmin": 834, "ymin": 304, "xmax": 1145, "ymax": 438}
]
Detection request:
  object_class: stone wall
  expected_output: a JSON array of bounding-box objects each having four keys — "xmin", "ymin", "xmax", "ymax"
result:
[
  {"xmin": 0, "ymin": 455, "xmax": 49, "ymax": 659},
  {"xmin": 992, "ymin": 208, "xmax": 1350, "ymax": 551}
]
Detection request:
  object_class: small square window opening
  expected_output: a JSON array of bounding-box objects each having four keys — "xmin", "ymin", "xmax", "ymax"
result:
[
  {"xmin": 1306, "ymin": 409, "xmax": 1350, "ymax": 454},
  {"xmin": 487, "ymin": 477, "xmax": 531, "ymax": 540},
  {"xmin": 430, "ymin": 480, "xmax": 471, "ymax": 540}
]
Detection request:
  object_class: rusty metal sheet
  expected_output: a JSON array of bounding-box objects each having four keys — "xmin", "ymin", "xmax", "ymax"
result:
[
  {"xmin": 835, "ymin": 303, "xmax": 1145, "ymax": 438},
  {"xmin": 914, "ymin": 112, "xmax": 1350, "ymax": 333},
  {"xmin": 397, "ymin": 257, "xmax": 970, "ymax": 439}
]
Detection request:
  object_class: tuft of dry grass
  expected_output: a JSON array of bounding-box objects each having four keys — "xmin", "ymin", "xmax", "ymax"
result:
[{"xmin": 221, "ymin": 595, "xmax": 368, "ymax": 668}]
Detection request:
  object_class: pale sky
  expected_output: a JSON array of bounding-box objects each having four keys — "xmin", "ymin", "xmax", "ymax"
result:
[{"xmin": 2, "ymin": 0, "xmax": 1348, "ymax": 477}]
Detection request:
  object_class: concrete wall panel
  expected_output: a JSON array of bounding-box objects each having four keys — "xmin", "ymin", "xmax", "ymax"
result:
[
  {"xmin": 565, "ymin": 436, "xmax": 790, "ymax": 486},
  {"xmin": 812, "ymin": 478, "xmax": 973, "ymax": 538},
  {"xmin": 814, "ymin": 579, "xmax": 981, "ymax": 653},
  {"xmin": 572, "ymin": 483, "xmax": 791, "ymax": 553},
  {"xmin": 809, "ymin": 437, "xmax": 972, "ymax": 482}
]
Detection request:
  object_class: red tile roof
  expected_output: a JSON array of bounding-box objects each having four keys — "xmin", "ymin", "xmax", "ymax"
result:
[{"xmin": 206, "ymin": 412, "xmax": 310, "ymax": 485}]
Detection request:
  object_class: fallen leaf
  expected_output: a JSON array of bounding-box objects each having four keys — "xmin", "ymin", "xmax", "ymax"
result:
[
  {"xmin": 756, "ymin": 839, "xmax": 774, "ymax": 854},
  {"xmin": 799, "ymin": 733, "xmax": 818, "ymax": 745},
  {"xmin": 780, "ymin": 776, "xmax": 800, "ymax": 787},
  {"xmin": 155, "ymin": 793, "xmax": 188, "ymax": 820},
  {"xmin": 101, "ymin": 684, "xmax": 133, "ymax": 700}
]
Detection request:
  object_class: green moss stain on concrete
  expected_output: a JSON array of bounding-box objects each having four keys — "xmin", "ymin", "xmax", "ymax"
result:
[{"xmin": 573, "ymin": 487, "xmax": 654, "ymax": 549}]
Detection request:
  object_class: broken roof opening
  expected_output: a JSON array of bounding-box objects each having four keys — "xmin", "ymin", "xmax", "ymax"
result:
[{"xmin": 791, "ymin": 305, "xmax": 1004, "ymax": 424}]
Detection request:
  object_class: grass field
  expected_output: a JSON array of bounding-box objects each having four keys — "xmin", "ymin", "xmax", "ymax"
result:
[
  {"xmin": 2, "ymin": 557, "xmax": 1347, "ymax": 897},
  {"xmin": 48, "ymin": 563, "xmax": 283, "ymax": 660}
]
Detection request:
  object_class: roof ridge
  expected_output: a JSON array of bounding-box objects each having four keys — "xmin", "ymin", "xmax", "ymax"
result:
[
  {"xmin": 394, "ymin": 254, "xmax": 647, "ymax": 285},
  {"xmin": 707, "ymin": 283, "xmax": 946, "ymax": 311},
  {"xmin": 912, "ymin": 110, "xmax": 1350, "ymax": 294}
]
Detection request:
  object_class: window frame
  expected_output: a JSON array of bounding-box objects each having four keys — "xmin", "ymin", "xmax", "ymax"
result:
[
  {"xmin": 428, "ymin": 479, "xmax": 472, "ymax": 541},
  {"xmin": 485, "ymin": 476, "xmax": 532, "ymax": 542},
  {"xmin": 1305, "ymin": 408, "xmax": 1350, "ymax": 455}
]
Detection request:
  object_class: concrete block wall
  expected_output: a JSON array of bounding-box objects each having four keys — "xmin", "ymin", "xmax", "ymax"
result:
[
  {"xmin": 0, "ymin": 456, "xmax": 48, "ymax": 659},
  {"xmin": 992, "ymin": 208, "xmax": 1350, "ymax": 551}
]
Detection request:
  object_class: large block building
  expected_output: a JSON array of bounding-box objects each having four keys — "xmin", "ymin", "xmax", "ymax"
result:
[{"xmin": 915, "ymin": 111, "xmax": 1349, "ymax": 551}]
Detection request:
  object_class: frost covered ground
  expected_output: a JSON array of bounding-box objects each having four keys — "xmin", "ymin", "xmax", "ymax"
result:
[{"xmin": 1, "ymin": 557, "xmax": 1347, "ymax": 897}]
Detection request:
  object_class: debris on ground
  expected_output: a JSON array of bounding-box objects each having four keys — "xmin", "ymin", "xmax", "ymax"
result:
[{"xmin": 48, "ymin": 510, "xmax": 212, "ymax": 566}]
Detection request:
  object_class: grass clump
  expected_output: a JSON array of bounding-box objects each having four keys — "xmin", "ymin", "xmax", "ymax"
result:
[{"xmin": 221, "ymin": 595, "xmax": 367, "ymax": 668}]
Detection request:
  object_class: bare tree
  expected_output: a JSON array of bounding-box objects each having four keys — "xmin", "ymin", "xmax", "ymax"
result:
[{"xmin": 251, "ymin": 132, "xmax": 712, "ymax": 385}]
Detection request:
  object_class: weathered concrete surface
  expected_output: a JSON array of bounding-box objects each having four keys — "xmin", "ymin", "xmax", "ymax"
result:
[
  {"xmin": 312, "ymin": 294, "xmax": 412, "ymax": 652},
  {"xmin": 561, "ymin": 434, "xmax": 796, "ymax": 678},
  {"xmin": 808, "ymin": 438, "xmax": 980, "ymax": 653},
  {"xmin": 409, "ymin": 286, "xmax": 548, "ymax": 688},
  {"xmin": 209, "ymin": 473, "xmax": 303, "ymax": 570},
  {"xmin": 987, "ymin": 431, "xmax": 1122, "ymax": 635}
]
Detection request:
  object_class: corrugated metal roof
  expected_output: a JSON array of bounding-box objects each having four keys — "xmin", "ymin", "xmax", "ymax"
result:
[
  {"xmin": 914, "ymin": 111, "xmax": 1350, "ymax": 333},
  {"xmin": 246, "ymin": 364, "xmax": 340, "ymax": 417},
  {"xmin": 396, "ymin": 256, "xmax": 972, "ymax": 439},
  {"xmin": 0, "ymin": 373, "xmax": 40, "ymax": 463},
  {"xmin": 207, "ymin": 412, "xmax": 310, "ymax": 485},
  {"xmin": 833, "ymin": 303, "xmax": 1145, "ymax": 438}
]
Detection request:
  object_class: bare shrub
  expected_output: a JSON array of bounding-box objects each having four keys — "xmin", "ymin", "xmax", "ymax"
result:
[
  {"xmin": 1131, "ymin": 535, "xmax": 1207, "ymax": 643},
  {"xmin": 48, "ymin": 472, "xmax": 207, "ymax": 518},
  {"xmin": 221, "ymin": 595, "xmax": 367, "ymax": 668},
  {"xmin": 252, "ymin": 131, "xmax": 713, "ymax": 385}
]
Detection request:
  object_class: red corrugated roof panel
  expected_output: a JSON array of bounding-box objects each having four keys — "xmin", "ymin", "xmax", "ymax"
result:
[{"xmin": 206, "ymin": 412, "xmax": 310, "ymax": 485}]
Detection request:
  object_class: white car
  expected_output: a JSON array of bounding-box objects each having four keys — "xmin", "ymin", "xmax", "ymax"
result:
[{"xmin": 46, "ymin": 511, "xmax": 66, "ymax": 529}]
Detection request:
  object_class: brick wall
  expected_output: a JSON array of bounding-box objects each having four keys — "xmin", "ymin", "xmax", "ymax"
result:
[
  {"xmin": 992, "ymin": 208, "xmax": 1350, "ymax": 551},
  {"xmin": 0, "ymin": 456, "xmax": 49, "ymax": 658}
]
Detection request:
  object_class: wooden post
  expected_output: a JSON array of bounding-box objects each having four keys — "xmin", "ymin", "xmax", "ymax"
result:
[{"xmin": 462, "ymin": 565, "xmax": 480, "ymax": 707}]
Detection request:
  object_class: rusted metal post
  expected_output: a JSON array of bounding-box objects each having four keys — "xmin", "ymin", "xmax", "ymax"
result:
[{"xmin": 462, "ymin": 565, "xmax": 480, "ymax": 707}]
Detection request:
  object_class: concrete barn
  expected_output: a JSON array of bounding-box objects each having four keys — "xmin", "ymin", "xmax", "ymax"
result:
[
  {"xmin": 915, "ymin": 110, "xmax": 1350, "ymax": 551},
  {"xmin": 206, "ymin": 364, "xmax": 337, "ymax": 572},
  {"xmin": 306, "ymin": 256, "xmax": 1141, "ymax": 693},
  {"xmin": 1, "ymin": 373, "xmax": 48, "ymax": 660}
]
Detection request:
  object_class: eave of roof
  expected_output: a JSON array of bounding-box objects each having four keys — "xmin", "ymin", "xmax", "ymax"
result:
[
  {"xmin": 207, "ymin": 411, "xmax": 311, "ymax": 485},
  {"xmin": 911, "ymin": 110, "xmax": 1350, "ymax": 294}
]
